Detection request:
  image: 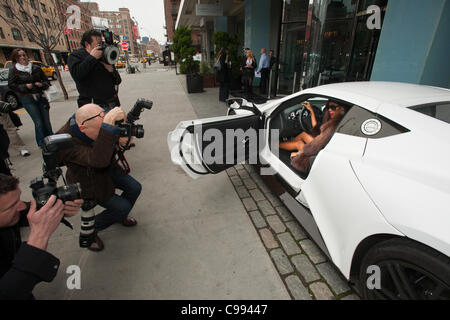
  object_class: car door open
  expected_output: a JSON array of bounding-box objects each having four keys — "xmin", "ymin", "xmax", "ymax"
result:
[{"xmin": 168, "ymin": 114, "xmax": 261, "ymax": 179}]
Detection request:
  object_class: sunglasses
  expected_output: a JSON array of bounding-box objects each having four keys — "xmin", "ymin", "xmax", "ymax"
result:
[
  {"xmin": 328, "ymin": 103, "xmax": 340, "ymax": 111},
  {"xmin": 81, "ymin": 111, "xmax": 105, "ymax": 125}
]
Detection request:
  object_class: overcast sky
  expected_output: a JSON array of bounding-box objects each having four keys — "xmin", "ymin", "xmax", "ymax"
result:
[{"xmin": 84, "ymin": 0, "xmax": 167, "ymax": 44}]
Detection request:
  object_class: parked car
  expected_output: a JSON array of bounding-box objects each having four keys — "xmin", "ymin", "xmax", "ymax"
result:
[
  {"xmin": 5, "ymin": 60, "xmax": 57, "ymax": 80},
  {"xmin": 0, "ymin": 68, "xmax": 22, "ymax": 110},
  {"xmin": 168, "ymin": 82, "xmax": 450, "ymax": 300}
]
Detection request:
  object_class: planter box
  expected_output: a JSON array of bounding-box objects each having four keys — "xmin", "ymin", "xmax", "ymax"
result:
[
  {"xmin": 186, "ymin": 74, "xmax": 204, "ymax": 93},
  {"xmin": 203, "ymin": 74, "xmax": 216, "ymax": 88}
]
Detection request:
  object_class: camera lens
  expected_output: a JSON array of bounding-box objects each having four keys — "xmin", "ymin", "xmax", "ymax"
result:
[
  {"xmin": 56, "ymin": 183, "xmax": 82, "ymax": 202},
  {"xmin": 132, "ymin": 125, "xmax": 145, "ymax": 139}
]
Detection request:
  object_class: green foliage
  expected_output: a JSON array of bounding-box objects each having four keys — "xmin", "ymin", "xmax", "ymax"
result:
[
  {"xmin": 212, "ymin": 31, "xmax": 242, "ymax": 77},
  {"xmin": 199, "ymin": 60, "xmax": 214, "ymax": 75},
  {"xmin": 173, "ymin": 26, "xmax": 199, "ymax": 75}
]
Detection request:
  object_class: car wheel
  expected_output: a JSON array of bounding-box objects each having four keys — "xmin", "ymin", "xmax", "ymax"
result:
[
  {"xmin": 6, "ymin": 94, "xmax": 19, "ymax": 110},
  {"xmin": 52, "ymin": 73, "xmax": 57, "ymax": 80},
  {"xmin": 359, "ymin": 238, "xmax": 450, "ymax": 300}
]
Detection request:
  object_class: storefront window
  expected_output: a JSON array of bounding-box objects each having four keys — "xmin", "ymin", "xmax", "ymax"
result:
[{"xmin": 277, "ymin": 0, "xmax": 388, "ymax": 94}]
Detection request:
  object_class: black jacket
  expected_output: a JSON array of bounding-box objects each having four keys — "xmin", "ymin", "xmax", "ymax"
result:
[
  {"xmin": 68, "ymin": 48, "xmax": 122, "ymax": 108},
  {"xmin": 215, "ymin": 53, "xmax": 231, "ymax": 83},
  {"xmin": 0, "ymin": 206, "xmax": 60, "ymax": 300},
  {"xmin": 8, "ymin": 65, "xmax": 50, "ymax": 97}
]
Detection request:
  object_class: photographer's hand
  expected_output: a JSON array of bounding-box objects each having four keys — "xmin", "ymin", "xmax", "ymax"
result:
[
  {"xmin": 26, "ymin": 83, "xmax": 33, "ymax": 89},
  {"xmin": 90, "ymin": 45, "xmax": 103, "ymax": 60},
  {"xmin": 101, "ymin": 61, "xmax": 114, "ymax": 73},
  {"xmin": 63, "ymin": 199, "xmax": 83, "ymax": 218},
  {"xmin": 26, "ymin": 196, "xmax": 64, "ymax": 251},
  {"xmin": 34, "ymin": 82, "xmax": 43, "ymax": 87},
  {"xmin": 103, "ymin": 107, "xmax": 125, "ymax": 125},
  {"xmin": 119, "ymin": 136, "xmax": 133, "ymax": 147}
]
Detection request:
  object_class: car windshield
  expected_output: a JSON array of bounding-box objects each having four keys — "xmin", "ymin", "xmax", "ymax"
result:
[
  {"xmin": 410, "ymin": 102, "xmax": 450, "ymax": 125},
  {"xmin": 0, "ymin": 68, "xmax": 8, "ymax": 81}
]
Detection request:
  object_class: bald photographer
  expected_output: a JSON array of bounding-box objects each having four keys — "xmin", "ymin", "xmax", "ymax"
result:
[{"xmin": 57, "ymin": 104, "xmax": 142, "ymax": 252}]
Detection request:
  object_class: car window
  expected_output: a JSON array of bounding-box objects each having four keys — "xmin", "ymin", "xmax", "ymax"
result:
[{"xmin": 410, "ymin": 102, "xmax": 450, "ymax": 125}]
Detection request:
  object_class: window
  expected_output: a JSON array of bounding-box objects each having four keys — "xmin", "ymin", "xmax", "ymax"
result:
[
  {"xmin": 34, "ymin": 15, "xmax": 40, "ymax": 25},
  {"xmin": 40, "ymin": 3, "xmax": 46, "ymax": 13},
  {"xmin": 17, "ymin": 0, "xmax": 24, "ymax": 5},
  {"xmin": 39, "ymin": 33, "xmax": 45, "ymax": 43},
  {"xmin": 21, "ymin": 11, "xmax": 28, "ymax": 21},
  {"xmin": 12, "ymin": 28, "xmax": 23, "ymax": 41},
  {"xmin": 27, "ymin": 32, "xmax": 34, "ymax": 41},
  {"xmin": 45, "ymin": 19, "xmax": 50, "ymax": 28},
  {"xmin": 30, "ymin": 0, "xmax": 36, "ymax": 9},
  {"xmin": 411, "ymin": 102, "xmax": 450, "ymax": 125},
  {"xmin": 50, "ymin": 35, "xmax": 56, "ymax": 45},
  {"xmin": 0, "ymin": 27, "xmax": 5, "ymax": 39},
  {"xmin": 4, "ymin": 6, "xmax": 13, "ymax": 18}
]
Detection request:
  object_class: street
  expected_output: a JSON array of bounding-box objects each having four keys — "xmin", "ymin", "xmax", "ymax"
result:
[{"xmin": 12, "ymin": 63, "xmax": 289, "ymax": 299}]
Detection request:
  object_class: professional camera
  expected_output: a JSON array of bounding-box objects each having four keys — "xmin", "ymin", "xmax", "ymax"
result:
[
  {"xmin": 0, "ymin": 101, "xmax": 12, "ymax": 114},
  {"xmin": 99, "ymin": 29, "xmax": 121, "ymax": 65},
  {"xmin": 116, "ymin": 98, "xmax": 153, "ymax": 140},
  {"xmin": 30, "ymin": 134, "xmax": 82, "ymax": 213}
]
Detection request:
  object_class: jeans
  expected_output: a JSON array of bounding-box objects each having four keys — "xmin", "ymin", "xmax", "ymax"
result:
[
  {"xmin": 19, "ymin": 96, "xmax": 53, "ymax": 147},
  {"xmin": 95, "ymin": 167, "xmax": 142, "ymax": 232}
]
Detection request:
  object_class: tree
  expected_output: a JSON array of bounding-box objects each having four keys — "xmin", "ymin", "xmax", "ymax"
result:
[
  {"xmin": 172, "ymin": 26, "xmax": 199, "ymax": 75},
  {"xmin": 212, "ymin": 31, "xmax": 241, "ymax": 78},
  {"xmin": 0, "ymin": 0, "xmax": 69, "ymax": 100}
]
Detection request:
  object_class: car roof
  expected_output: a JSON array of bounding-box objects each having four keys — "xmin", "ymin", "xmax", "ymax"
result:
[{"xmin": 307, "ymin": 82, "xmax": 450, "ymax": 108}]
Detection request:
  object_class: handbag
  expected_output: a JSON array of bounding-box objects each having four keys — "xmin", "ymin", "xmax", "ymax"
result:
[{"xmin": 214, "ymin": 58, "xmax": 222, "ymax": 71}]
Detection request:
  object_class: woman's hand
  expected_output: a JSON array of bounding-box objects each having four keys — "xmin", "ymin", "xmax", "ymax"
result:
[
  {"xmin": 290, "ymin": 151, "xmax": 301, "ymax": 160},
  {"xmin": 302, "ymin": 101, "xmax": 313, "ymax": 112},
  {"xmin": 34, "ymin": 82, "xmax": 43, "ymax": 87},
  {"xmin": 26, "ymin": 83, "xmax": 33, "ymax": 89}
]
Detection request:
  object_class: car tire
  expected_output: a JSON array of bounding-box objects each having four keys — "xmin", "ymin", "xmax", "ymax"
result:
[
  {"xmin": 359, "ymin": 238, "xmax": 450, "ymax": 300},
  {"xmin": 5, "ymin": 94, "xmax": 19, "ymax": 110}
]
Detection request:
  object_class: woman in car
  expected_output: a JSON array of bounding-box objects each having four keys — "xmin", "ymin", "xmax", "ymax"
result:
[
  {"xmin": 280, "ymin": 100, "xmax": 348, "ymax": 173},
  {"xmin": 8, "ymin": 48, "xmax": 53, "ymax": 148}
]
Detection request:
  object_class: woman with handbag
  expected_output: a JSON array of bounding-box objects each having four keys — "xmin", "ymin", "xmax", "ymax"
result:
[
  {"xmin": 8, "ymin": 48, "xmax": 53, "ymax": 148},
  {"xmin": 215, "ymin": 48, "xmax": 231, "ymax": 102}
]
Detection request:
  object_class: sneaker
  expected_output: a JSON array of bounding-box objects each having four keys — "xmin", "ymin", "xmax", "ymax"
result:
[{"xmin": 21, "ymin": 149, "xmax": 30, "ymax": 157}]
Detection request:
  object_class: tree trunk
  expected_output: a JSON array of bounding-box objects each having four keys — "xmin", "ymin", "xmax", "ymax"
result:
[{"xmin": 46, "ymin": 51, "xmax": 69, "ymax": 100}]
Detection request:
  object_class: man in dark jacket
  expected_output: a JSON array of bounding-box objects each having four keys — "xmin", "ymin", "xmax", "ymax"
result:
[
  {"xmin": 0, "ymin": 174, "xmax": 82, "ymax": 300},
  {"xmin": 68, "ymin": 29, "xmax": 122, "ymax": 109},
  {"xmin": 57, "ymin": 104, "xmax": 142, "ymax": 252}
]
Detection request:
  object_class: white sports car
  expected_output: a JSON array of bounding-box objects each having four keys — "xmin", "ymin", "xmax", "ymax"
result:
[{"xmin": 168, "ymin": 82, "xmax": 450, "ymax": 300}]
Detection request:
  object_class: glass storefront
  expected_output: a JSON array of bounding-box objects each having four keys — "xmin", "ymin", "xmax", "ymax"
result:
[{"xmin": 277, "ymin": 0, "xmax": 388, "ymax": 94}]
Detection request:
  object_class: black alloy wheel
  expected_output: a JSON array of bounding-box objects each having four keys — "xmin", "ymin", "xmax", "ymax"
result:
[
  {"xmin": 6, "ymin": 94, "xmax": 19, "ymax": 110},
  {"xmin": 359, "ymin": 238, "xmax": 450, "ymax": 300}
]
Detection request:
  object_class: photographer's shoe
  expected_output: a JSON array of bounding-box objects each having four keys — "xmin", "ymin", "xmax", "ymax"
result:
[
  {"xmin": 88, "ymin": 235, "xmax": 104, "ymax": 252},
  {"xmin": 122, "ymin": 217, "xmax": 137, "ymax": 227}
]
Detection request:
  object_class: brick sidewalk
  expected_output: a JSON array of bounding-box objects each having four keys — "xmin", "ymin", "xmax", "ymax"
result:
[{"xmin": 226, "ymin": 164, "xmax": 361, "ymax": 300}]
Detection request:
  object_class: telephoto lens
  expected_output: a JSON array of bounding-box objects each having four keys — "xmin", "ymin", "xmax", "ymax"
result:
[{"xmin": 79, "ymin": 200, "xmax": 97, "ymax": 248}]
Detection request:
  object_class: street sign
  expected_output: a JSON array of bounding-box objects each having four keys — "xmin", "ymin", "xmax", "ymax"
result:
[{"xmin": 122, "ymin": 42, "xmax": 129, "ymax": 50}]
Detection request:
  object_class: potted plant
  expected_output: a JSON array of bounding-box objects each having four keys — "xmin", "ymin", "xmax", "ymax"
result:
[
  {"xmin": 212, "ymin": 31, "xmax": 242, "ymax": 91},
  {"xmin": 200, "ymin": 60, "xmax": 215, "ymax": 88},
  {"xmin": 173, "ymin": 26, "xmax": 203, "ymax": 93}
]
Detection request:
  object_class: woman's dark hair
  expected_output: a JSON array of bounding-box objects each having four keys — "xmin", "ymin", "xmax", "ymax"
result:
[
  {"xmin": 11, "ymin": 48, "xmax": 27, "ymax": 63},
  {"xmin": 80, "ymin": 29, "xmax": 102, "ymax": 48},
  {"xmin": 216, "ymin": 47, "xmax": 227, "ymax": 59},
  {"xmin": 0, "ymin": 174, "xmax": 19, "ymax": 196}
]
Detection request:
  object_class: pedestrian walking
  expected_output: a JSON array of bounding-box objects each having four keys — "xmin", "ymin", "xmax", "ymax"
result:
[
  {"xmin": 8, "ymin": 49, "xmax": 53, "ymax": 148},
  {"xmin": 240, "ymin": 49, "xmax": 257, "ymax": 95},
  {"xmin": 215, "ymin": 48, "xmax": 231, "ymax": 102},
  {"xmin": 256, "ymin": 48, "xmax": 270, "ymax": 95}
]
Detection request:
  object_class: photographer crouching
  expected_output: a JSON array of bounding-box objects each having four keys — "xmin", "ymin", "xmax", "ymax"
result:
[
  {"xmin": 68, "ymin": 29, "xmax": 122, "ymax": 109},
  {"xmin": 57, "ymin": 104, "xmax": 143, "ymax": 251},
  {"xmin": 0, "ymin": 174, "xmax": 83, "ymax": 299}
]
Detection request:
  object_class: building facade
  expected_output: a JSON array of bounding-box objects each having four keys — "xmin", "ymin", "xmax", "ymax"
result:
[
  {"xmin": 163, "ymin": 0, "xmax": 181, "ymax": 42},
  {"xmin": 176, "ymin": 0, "xmax": 449, "ymax": 93},
  {"xmin": 0, "ymin": 0, "xmax": 68, "ymax": 65},
  {"xmin": 60, "ymin": 0, "xmax": 93, "ymax": 52}
]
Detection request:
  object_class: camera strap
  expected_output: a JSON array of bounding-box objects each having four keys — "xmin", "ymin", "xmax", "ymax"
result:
[{"xmin": 115, "ymin": 146, "xmax": 130, "ymax": 174}]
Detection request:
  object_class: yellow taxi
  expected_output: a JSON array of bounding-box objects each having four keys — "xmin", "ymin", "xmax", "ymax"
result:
[
  {"xmin": 115, "ymin": 60, "xmax": 126, "ymax": 69},
  {"xmin": 4, "ymin": 60, "xmax": 57, "ymax": 80}
]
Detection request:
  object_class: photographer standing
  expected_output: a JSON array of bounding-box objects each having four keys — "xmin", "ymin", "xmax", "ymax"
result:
[
  {"xmin": 0, "ymin": 174, "xmax": 83, "ymax": 300},
  {"xmin": 68, "ymin": 30, "xmax": 122, "ymax": 109},
  {"xmin": 57, "ymin": 104, "xmax": 142, "ymax": 252}
]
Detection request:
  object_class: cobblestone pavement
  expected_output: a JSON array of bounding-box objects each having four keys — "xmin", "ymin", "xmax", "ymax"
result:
[{"xmin": 226, "ymin": 164, "xmax": 361, "ymax": 300}]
